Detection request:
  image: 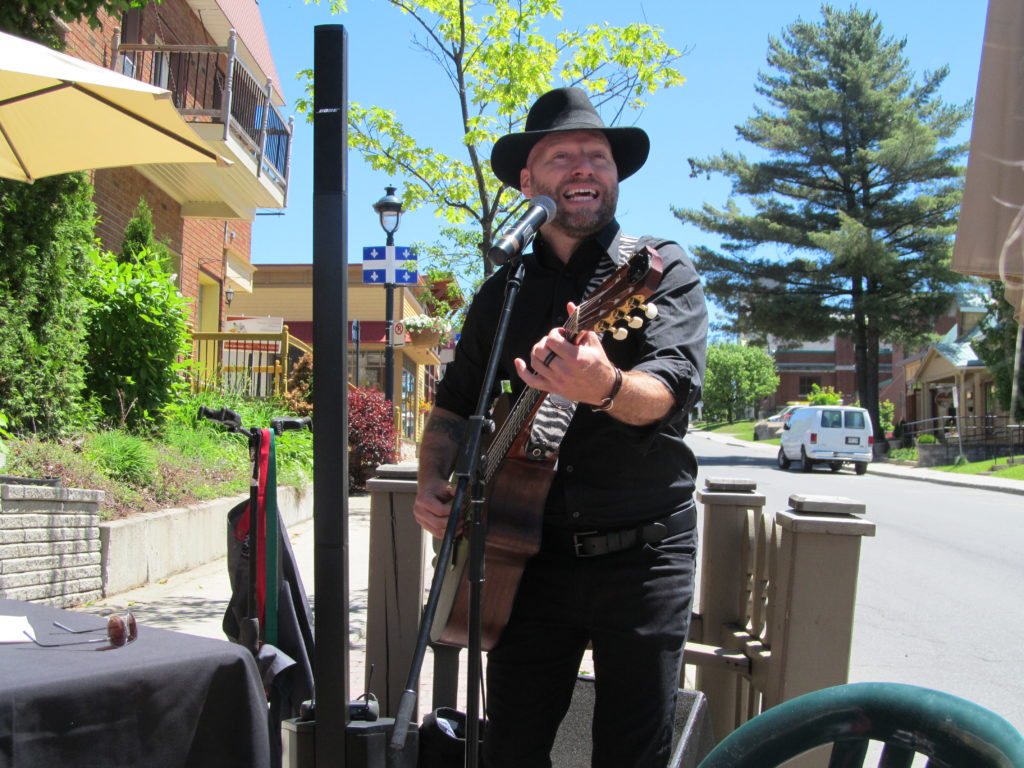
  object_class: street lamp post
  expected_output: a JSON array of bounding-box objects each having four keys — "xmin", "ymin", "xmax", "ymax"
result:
[{"xmin": 373, "ymin": 186, "xmax": 403, "ymax": 402}]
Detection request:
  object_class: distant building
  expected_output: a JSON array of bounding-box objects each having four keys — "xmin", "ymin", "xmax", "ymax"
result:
[
  {"xmin": 900, "ymin": 297, "xmax": 992, "ymax": 426},
  {"xmin": 228, "ymin": 263, "xmax": 452, "ymax": 458},
  {"xmin": 762, "ymin": 296, "xmax": 994, "ymax": 427},
  {"xmin": 764, "ymin": 337, "xmax": 892, "ymax": 412}
]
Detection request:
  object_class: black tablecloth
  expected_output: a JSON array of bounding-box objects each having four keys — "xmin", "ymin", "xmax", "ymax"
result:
[{"xmin": 0, "ymin": 599, "xmax": 270, "ymax": 768}]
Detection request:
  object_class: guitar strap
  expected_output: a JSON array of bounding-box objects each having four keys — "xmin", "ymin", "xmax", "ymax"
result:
[{"xmin": 525, "ymin": 234, "xmax": 672, "ymax": 458}]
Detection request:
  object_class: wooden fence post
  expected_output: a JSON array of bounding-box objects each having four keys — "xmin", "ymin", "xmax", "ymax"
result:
[
  {"xmin": 693, "ymin": 478, "xmax": 766, "ymax": 741},
  {"xmin": 763, "ymin": 494, "xmax": 875, "ymax": 708},
  {"xmin": 365, "ymin": 463, "xmax": 425, "ymax": 718}
]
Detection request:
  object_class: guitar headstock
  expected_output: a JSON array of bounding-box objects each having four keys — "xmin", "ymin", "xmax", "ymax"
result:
[{"xmin": 572, "ymin": 246, "xmax": 664, "ymax": 341}]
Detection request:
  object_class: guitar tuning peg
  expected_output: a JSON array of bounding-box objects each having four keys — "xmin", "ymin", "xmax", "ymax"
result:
[
  {"xmin": 641, "ymin": 303, "xmax": 658, "ymax": 319},
  {"xmin": 612, "ymin": 327, "xmax": 628, "ymax": 341},
  {"xmin": 627, "ymin": 316, "xmax": 644, "ymax": 329}
]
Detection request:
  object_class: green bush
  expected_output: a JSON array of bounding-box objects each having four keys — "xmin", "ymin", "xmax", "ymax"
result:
[
  {"xmin": 82, "ymin": 245, "xmax": 192, "ymax": 431},
  {"xmin": 0, "ymin": 174, "xmax": 96, "ymax": 437},
  {"xmin": 807, "ymin": 383, "xmax": 843, "ymax": 405},
  {"xmin": 916, "ymin": 433, "xmax": 938, "ymax": 445},
  {"xmin": 888, "ymin": 446, "xmax": 917, "ymax": 461}
]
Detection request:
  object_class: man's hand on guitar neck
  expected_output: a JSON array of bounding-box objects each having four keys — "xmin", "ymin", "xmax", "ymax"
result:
[
  {"xmin": 514, "ymin": 302, "xmax": 676, "ymax": 427},
  {"xmin": 414, "ymin": 407, "xmax": 464, "ymax": 539}
]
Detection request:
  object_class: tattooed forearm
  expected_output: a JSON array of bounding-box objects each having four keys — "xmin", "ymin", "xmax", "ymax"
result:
[{"xmin": 425, "ymin": 411, "xmax": 467, "ymax": 444}]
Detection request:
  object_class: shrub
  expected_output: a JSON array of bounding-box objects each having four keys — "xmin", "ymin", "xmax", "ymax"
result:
[
  {"xmin": 807, "ymin": 383, "xmax": 843, "ymax": 405},
  {"xmin": 82, "ymin": 245, "xmax": 192, "ymax": 431},
  {"xmin": 285, "ymin": 352, "xmax": 314, "ymax": 416},
  {"xmin": 0, "ymin": 174, "xmax": 96, "ymax": 437},
  {"xmin": 348, "ymin": 387, "xmax": 395, "ymax": 490},
  {"xmin": 888, "ymin": 446, "xmax": 917, "ymax": 461},
  {"xmin": 878, "ymin": 400, "xmax": 895, "ymax": 434},
  {"xmin": 916, "ymin": 433, "xmax": 938, "ymax": 445}
]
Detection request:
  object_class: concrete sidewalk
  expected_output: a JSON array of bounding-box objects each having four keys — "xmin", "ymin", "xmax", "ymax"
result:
[{"xmin": 88, "ymin": 493, "xmax": 378, "ymax": 699}]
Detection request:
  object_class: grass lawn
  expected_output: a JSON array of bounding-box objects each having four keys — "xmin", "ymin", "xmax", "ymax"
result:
[
  {"xmin": 697, "ymin": 419, "xmax": 780, "ymax": 446},
  {"xmin": 937, "ymin": 455, "xmax": 1024, "ymax": 481}
]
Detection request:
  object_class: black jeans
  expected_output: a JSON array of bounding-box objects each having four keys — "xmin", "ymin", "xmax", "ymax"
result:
[{"xmin": 483, "ymin": 526, "xmax": 698, "ymax": 768}]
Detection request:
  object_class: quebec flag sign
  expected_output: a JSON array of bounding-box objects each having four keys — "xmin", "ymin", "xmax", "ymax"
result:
[{"xmin": 362, "ymin": 245, "xmax": 418, "ymax": 285}]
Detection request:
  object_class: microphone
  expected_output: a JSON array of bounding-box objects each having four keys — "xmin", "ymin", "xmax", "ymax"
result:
[{"xmin": 487, "ymin": 195, "xmax": 557, "ymax": 265}]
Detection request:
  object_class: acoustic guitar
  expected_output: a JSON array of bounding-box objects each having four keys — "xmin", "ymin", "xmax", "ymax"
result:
[{"xmin": 429, "ymin": 246, "xmax": 665, "ymax": 650}]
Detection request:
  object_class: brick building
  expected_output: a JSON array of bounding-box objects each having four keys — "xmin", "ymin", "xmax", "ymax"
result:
[
  {"xmin": 58, "ymin": 0, "xmax": 290, "ymax": 330},
  {"xmin": 763, "ymin": 297, "xmax": 989, "ymax": 426},
  {"xmin": 763, "ymin": 337, "xmax": 893, "ymax": 416}
]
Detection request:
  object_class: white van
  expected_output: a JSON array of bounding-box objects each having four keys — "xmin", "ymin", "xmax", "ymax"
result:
[{"xmin": 777, "ymin": 405, "xmax": 873, "ymax": 475}]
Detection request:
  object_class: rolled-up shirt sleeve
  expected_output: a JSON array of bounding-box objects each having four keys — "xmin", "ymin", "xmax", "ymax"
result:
[{"xmin": 628, "ymin": 242, "xmax": 707, "ymax": 415}]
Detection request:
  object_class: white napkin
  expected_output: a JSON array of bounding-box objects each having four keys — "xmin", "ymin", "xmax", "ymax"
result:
[{"xmin": 0, "ymin": 615, "xmax": 34, "ymax": 643}]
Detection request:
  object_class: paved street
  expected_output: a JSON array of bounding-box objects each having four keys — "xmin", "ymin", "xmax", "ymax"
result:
[{"xmin": 689, "ymin": 430, "xmax": 1024, "ymax": 730}]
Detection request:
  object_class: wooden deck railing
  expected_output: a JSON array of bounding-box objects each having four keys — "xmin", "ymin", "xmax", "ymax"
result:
[{"xmin": 189, "ymin": 328, "xmax": 311, "ymax": 398}]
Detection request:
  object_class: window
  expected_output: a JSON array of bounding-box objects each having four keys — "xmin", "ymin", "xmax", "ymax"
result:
[
  {"xmin": 118, "ymin": 10, "xmax": 141, "ymax": 77},
  {"xmin": 798, "ymin": 376, "xmax": 822, "ymax": 396},
  {"xmin": 844, "ymin": 411, "xmax": 866, "ymax": 429},
  {"xmin": 821, "ymin": 410, "xmax": 842, "ymax": 429},
  {"xmin": 348, "ymin": 351, "xmax": 384, "ymax": 390}
]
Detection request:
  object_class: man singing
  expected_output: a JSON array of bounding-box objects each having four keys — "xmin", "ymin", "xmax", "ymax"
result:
[{"xmin": 414, "ymin": 86, "xmax": 708, "ymax": 767}]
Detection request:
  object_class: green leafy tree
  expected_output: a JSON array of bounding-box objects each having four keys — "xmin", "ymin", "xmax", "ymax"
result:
[
  {"xmin": 674, "ymin": 6, "xmax": 971, "ymax": 442},
  {"xmin": 82, "ymin": 245, "xmax": 192, "ymax": 431},
  {"xmin": 702, "ymin": 342, "xmax": 779, "ymax": 423},
  {"xmin": 302, "ymin": 0, "xmax": 685, "ymax": 286},
  {"xmin": 0, "ymin": 0, "xmax": 150, "ymax": 46},
  {"xmin": 0, "ymin": 174, "xmax": 95, "ymax": 437},
  {"xmin": 974, "ymin": 281, "xmax": 1024, "ymax": 420},
  {"xmin": 120, "ymin": 198, "xmax": 171, "ymax": 269}
]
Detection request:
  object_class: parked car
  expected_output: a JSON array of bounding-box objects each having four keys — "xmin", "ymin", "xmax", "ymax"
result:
[
  {"xmin": 766, "ymin": 404, "xmax": 804, "ymax": 424},
  {"xmin": 777, "ymin": 406, "xmax": 873, "ymax": 474}
]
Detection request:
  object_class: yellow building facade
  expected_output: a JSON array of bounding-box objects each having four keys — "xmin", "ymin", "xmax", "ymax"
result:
[{"xmin": 228, "ymin": 263, "xmax": 445, "ymax": 457}]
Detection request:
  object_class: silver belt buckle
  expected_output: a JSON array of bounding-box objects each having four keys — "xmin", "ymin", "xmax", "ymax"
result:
[{"xmin": 572, "ymin": 530, "xmax": 600, "ymax": 557}]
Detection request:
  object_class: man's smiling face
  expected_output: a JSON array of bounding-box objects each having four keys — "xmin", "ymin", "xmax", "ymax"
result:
[{"xmin": 520, "ymin": 130, "xmax": 619, "ymax": 240}]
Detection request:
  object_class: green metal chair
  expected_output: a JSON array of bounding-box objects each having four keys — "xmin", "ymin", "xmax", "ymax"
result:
[{"xmin": 697, "ymin": 682, "xmax": 1024, "ymax": 768}]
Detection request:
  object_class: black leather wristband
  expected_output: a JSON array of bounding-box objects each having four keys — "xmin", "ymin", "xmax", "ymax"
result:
[{"xmin": 592, "ymin": 367, "xmax": 623, "ymax": 412}]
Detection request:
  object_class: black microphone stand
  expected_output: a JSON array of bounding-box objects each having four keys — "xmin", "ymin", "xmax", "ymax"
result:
[{"xmin": 391, "ymin": 254, "xmax": 529, "ymax": 768}]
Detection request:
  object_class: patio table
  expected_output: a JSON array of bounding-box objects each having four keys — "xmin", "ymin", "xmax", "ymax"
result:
[{"xmin": 0, "ymin": 598, "xmax": 270, "ymax": 767}]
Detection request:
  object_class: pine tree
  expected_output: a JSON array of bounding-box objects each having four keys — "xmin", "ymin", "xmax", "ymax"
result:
[{"xmin": 674, "ymin": 6, "xmax": 972, "ymax": 441}]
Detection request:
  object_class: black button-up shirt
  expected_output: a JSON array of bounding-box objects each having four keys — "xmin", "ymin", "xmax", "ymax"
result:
[{"xmin": 435, "ymin": 219, "xmax": 707, "ymax": 529}]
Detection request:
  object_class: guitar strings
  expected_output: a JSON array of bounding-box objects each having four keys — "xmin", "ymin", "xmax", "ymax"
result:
[{"xmin": 482, "ymin": 264, "xmax": 636, "ymax": 481}]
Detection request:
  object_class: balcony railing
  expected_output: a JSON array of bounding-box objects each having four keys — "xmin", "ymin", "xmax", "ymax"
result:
[
  {"xmin": 189, "ymin": 328, "xmax": 311, "ymax": 399},
  {"xmin": 113, "ymin": 30, "xmax": 292, "ymax": 199}
]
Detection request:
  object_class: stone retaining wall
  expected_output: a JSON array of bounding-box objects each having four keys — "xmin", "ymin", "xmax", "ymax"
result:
[
  {"xmin": 0, "ymin": 483, "xmax": 313, "ymax": 607},
  {"xmin": 0, "ymin": 484, "xmax": 105, "ymax": 607}
]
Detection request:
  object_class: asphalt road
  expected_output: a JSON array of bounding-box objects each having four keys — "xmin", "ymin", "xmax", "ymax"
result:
[{"xmin": 688, "ymin": 430, "xmax": 1024, "ymax": 730}]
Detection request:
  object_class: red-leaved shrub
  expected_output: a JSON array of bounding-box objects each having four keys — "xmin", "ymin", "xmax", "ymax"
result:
[{"xmin": 348, "ymin": 387, "xmax": 396, "ymax": 490}]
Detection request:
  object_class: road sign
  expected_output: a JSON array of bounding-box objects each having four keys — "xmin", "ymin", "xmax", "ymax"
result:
[
  {"xmin": 362, "ymin": 245, "xmax": 418, "ymax": 285},
  {"xmin": 392, "ymin": 320, "xmax": 407, "ymax": 347}
]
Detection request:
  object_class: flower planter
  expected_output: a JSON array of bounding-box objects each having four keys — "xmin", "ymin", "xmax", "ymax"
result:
[{"xmin": 408, "ymin": 328, "xmax": 441, "ymax": 347}]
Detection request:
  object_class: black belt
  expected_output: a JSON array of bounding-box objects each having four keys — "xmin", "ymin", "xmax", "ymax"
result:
[{"xmin": 545, "ymin": 500, "xmax": 696, "ymax": 558}]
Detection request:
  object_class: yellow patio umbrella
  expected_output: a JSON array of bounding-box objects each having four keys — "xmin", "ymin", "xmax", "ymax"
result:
[{"xmin": 0, "ymin": 30, "xmax": 225, "ymax": 182}]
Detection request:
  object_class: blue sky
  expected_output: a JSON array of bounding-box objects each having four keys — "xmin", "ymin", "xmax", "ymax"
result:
[{"xmin": 252, "ymin": 0, "xmax": 988, "ymax": 280}]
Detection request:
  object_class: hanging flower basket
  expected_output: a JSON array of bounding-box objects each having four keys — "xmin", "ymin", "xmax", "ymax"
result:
[
  {"xmin": 402, "ymin": 314, "xmax": 452, "ymax": 348},
  {"xmin": 409, "ymin": 328, "xmax": 442, "ymax": 347}
]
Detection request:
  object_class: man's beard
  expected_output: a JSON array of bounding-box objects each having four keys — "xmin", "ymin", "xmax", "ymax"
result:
[{"xmin": 533, "ymin": 181, "xmax": 618, "ymax": 238}]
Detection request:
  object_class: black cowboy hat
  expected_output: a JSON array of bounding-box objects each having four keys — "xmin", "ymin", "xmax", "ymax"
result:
[{"xmin": 490, "ymin": 87, "xmax": 650, "ymax": 190}]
